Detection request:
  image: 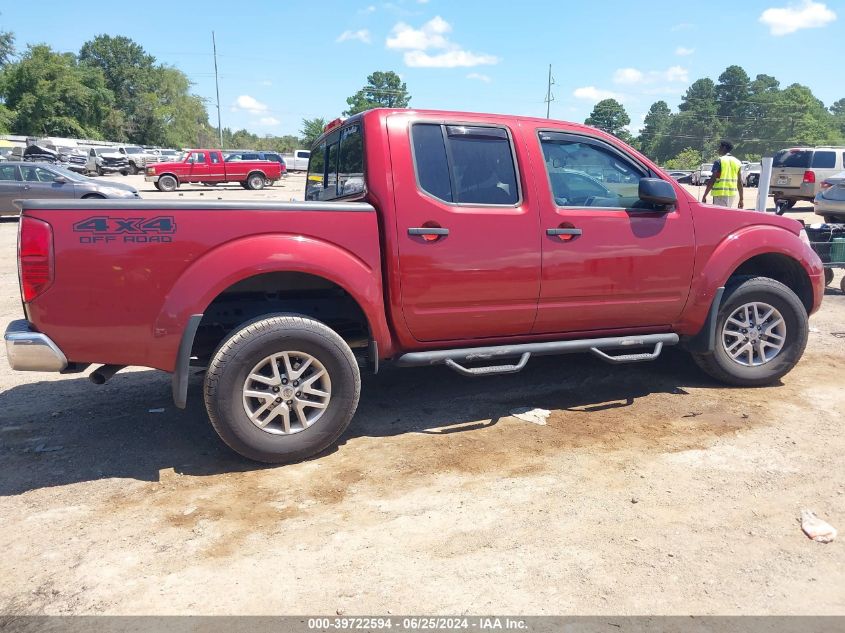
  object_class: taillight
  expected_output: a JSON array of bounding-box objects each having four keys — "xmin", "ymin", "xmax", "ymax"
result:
[
  {"xmin": 18, "ymin": 216, "xmax": 54, "ymax": 302},
  {"xmin": 803, "ymin": 170, "xmax": 816, "ymax": 184}
]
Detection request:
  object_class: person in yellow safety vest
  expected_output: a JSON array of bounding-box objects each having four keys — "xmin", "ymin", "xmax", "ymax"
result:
[{"xmin": 702, "ymin": 140, "xmax": 744, "ymax": 208}]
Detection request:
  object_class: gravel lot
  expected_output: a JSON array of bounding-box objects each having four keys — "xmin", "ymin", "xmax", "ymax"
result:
[{"xmin": 0, "ymin": 173, "xmax": 843, "ymax": 615}]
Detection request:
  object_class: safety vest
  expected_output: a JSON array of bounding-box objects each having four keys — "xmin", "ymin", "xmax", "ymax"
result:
[{"xmin": 711, "ymin": 154, "xmax": 742, "ymax": 196}]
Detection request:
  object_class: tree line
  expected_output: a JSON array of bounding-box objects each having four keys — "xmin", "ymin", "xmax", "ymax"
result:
[{"xmin": 583, "ymin": 65, "xmax": 845, "ymax": 168}]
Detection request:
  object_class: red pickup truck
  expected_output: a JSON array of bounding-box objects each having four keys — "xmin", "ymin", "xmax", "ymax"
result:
[
  {"xmin": 145, "ymin": 149, "xmax": 282, "ymax": 192},
  {"xmin": 6, "ymin": 108, "xmax": 824, "ymax": 463}
]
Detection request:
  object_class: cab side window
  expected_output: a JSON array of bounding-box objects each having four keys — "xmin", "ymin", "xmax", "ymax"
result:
[
  {"xmin": 411, "ymin": 123, "xmax": 519, "ymax": 205},
  {"xmin": 0, "ymin": 164, "xmax": 17, "ymax": 181},
  {"xmin": 210, "ymin": 152, "xmax": 220, "ymax": 164},
  {"xmin": 539, "ymin": 132, "xmax": 647, "ymax": 209}
]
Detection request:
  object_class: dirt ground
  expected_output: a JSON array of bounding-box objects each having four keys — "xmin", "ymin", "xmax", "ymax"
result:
[{"xmin": 0, "ymin": 174, "xmax": 844, "ymax": 615}]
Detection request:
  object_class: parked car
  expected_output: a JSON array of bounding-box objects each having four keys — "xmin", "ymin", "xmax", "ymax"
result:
[
  {"xmin": 145, "ymin": 149, "xmax": 282, "ymax": 191},
  {"xmin": 667, "ymin": 170, "xmax": 693, "ymax": 184},
  {"xmin": 741, "ymin": 162, "xmax": 762, "ymax": 187},
  {"xmin": 225, "ymin": 151, "xmax": 287, "ymax": 185},
  {"xmin": 282, "ymin": 149, "xmax": 311, "ymax": 171},
  {"xmin": 814, "ymin": 170, "xmax": 845, "ymax": 223},
  {"xmin": 770, "ymin": 146, "xmax": 845, "ymax": 210},
  {"xmin": 86, "ymin": 147, "xmax": 130, "ymax": 176},
  {"xmin": 117, "ymin": 146, "xmax": 166, "ymax": 175},
  {"xmin": 0, "ymin": 162, "xmax": 139, "ymax": 216},
  {"xmin": 691, "ymin": 163, "xmax": 713, "ymax": 186},
  {"xmin": 5, "ymin": 108, "xmax": 824, "ymax": 464}
]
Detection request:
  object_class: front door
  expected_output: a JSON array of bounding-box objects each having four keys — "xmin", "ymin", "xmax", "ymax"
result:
[
  {"xmin": 390, "ymin": 116, "xmax": 541, "ymax": 342},
  {"xmin": 531, "ymin": 129, "xmax": 695, "ymax": 334},
  {"xmin": 19, "ymin": 165, "xmax": 73, "ymax": 201},
  {"xmin": 188, "ymin": 151, "xmax": 210, "ymax": 181},
  {"xmin": 0, "ymin": 163, "xmax": 22, "ymax": 213}
]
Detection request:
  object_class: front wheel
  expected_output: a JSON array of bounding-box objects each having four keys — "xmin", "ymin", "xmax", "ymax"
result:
[
  {"xmin": 691, "ymin": 277, "xmax": 808, "ymax": 386},
  {"xmin": 204, "ymin": 315, "xmax": 361, "ymax": 463},
  {"xmin": 157, "ymin": 174, "xmax": 178, "ymax": 192}
]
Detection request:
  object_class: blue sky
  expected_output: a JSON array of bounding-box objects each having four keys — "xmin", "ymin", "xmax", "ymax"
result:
[{"xmin": 2, "ymin": 0, "xmax": 842, "ymax": 138}]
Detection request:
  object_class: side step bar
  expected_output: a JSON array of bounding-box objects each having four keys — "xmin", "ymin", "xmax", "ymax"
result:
[{"xmin": 396, "ymin": 333, "xmax": 678, "ymax": 377}]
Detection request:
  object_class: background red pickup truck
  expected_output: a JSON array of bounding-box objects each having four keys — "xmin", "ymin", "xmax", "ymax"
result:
[
  {"xmin": 6, "ymin": 108, "xmax": 824, "ymax": 463},
  {"xmin": 145, "ymin": 149, "xmax": 281, "ymax": 192}
]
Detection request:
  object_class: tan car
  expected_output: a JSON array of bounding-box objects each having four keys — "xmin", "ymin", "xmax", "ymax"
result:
[{"xmin": 770, "ymin": 146, "xmax": 845, "ymax": 210}]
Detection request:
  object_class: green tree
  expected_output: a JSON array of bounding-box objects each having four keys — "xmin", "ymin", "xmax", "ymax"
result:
[
  {"xmin": 664, "ymin": 147, "xmax": 703, "ymax": 170},
  {"xmin": 344, "ymin": 71, "xmax": 410, "ymax": 116},
  {"xmin": 0, "ymin": 44, "xmax": 112, "ymax": 137},
  {"xmin": 715, "ymin": 65, "xmax": 750, "ymax": 142},
  {"xmin": 79, "ymin": 35, "xmax": 155, "ymax": 112},
  {"xmin": 300, "ymin": 117, "xmax": 327, "ymax": 146},
  {"xmin": 0, "ymin": 30, "xmax": 14, "ymax": 67},
  {"xmin": 830, "ymin": 98, "xmax": 845, "ymax": 135},
  {"xmin": 638, "ymin": 100, "xmax": 671, "ymax": 161},
  {"xmin": 585, "ymin": 98, "xmax": 632, "ymax": 142},
  {"xmin": 664, "ymin": 78, "xmax": 723, "ymax": 160}
]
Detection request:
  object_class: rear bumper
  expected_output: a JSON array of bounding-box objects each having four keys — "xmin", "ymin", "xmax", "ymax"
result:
[{"xmin": 4, "ymin": 320, "xmax": 68, "ymax": 372}]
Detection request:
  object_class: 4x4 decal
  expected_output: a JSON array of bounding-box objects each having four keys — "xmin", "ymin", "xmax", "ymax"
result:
[{"xmin": 73, "ymin": 216, "xmax": 176, "ymax": 244}]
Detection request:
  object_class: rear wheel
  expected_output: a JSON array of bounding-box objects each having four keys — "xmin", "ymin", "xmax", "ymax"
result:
[
  {"xmin": 81, "ymin": 193, "xmax": 105, "ymax": 199},
  {"xmin": 204, "ymin": 315, "xmax": 361, "ymax": 463},
  {"xmin": 824, "ymin": 268, "xmax": 834, "ymax": 286},
  {"xmin": 129, "ymin": 163, "xmax": 139, "ymax": 175},
  {"xmin": 247, "ymin": 172, "xmax": 266, "ymax": 190},
  {"xmin": 692, "ymin": 277, "xmax": 808, "ymax": 386},
  {"xmin": 157, "ymin": 174, "xmax": 178, "ymax": 192}
]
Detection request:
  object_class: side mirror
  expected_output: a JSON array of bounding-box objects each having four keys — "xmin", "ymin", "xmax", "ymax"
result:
[
  {"xmin": 639, "ymin": 178, "xmax": 676, "ymax": 207},
  {"xmin": 53, "ymin": 176, "xmax": 67, "ymax": 184}
]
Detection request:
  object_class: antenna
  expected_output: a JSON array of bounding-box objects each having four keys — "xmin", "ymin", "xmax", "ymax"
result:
[
  {"xmin": 544, "ymin": 64, "xmax": 555, "ymax": 119},
  {"xmin": 212, "ymin": 31, "xmax": 223, "ymax": 149}
]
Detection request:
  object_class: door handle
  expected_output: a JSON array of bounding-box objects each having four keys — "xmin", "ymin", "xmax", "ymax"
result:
[
  {"xmin": 23, "ymin": 185, "xmax": 31, "ymax": 190},
  {"xmin": 546, "ymin": 228, "xmax": 582, "ymax": 236},
  {"xmin": 408, "ymin": 227, "xmax": 449, "ymax": 237}
]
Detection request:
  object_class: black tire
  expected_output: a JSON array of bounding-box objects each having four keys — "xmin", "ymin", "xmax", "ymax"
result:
[
  {"xmin": 204, "ymin": 315, "xmax": 361, "ymax": 463},
  {"xmin": 153, "ymin": 181, "xmax": 163, "ymax": 192},
  {"xmin": 840, "ymin": 276, "xmax": 845, "ymax": 294},
  {"xmin": 129, "ymin": 163, "xmax": 139, "ymax": 175},
  {"xmin": 247, "ymin": 172, "xmax": 265, "ymax": 190},
  {"xmin": 120, "ymin": 169, "xmax": 129, "ymax": 176},
  {"xmin": 96, "ymin": 165, "xmax": 104, "ymax": 177},
  {"xmin": 158, "ymin": 174, "xmax": 178, "ymax": 192},
  {"xmin": 824, "ymin": 268, "xmax": 834, "ymax": 286},
  {"xmin": 240, "ymin": 180, "xmax": 249, "ymax": 189},
  {"xmin": 81, "ymin": 193, "xmax": 105, "ymax": 199},
  {"xmin": 691, "ymin": 276, "xmax": 808, "ymax": 387}
]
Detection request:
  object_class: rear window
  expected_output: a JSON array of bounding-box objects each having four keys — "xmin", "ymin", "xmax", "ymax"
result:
[
  {"xmin": 411, "ymin": 122, "xmax": 519, "ymax": 205},
  {"xmin": 773, "ymin": 149, "xmax": 812, "ymax": 168},
  {"xmin": 305, "ymin": 124, "xmax": 365, "ymax": 201},
  {"xmin": 812, "ymin": 151, "xmax": 835, "ymax": 168}
]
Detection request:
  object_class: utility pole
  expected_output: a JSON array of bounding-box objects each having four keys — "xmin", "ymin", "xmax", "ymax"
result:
[
  {"xmin": 212, "ymin": 31, "xmax": 223, "ymax": 149},
  {"xmin": 544, "ymin": 64, "xmax": 555, "ymax": 119}
]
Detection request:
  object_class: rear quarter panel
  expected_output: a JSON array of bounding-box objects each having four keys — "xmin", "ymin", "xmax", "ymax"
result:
[{"xmin": 23, "ymin": 202, "xmax": 388, "ymax": 371}]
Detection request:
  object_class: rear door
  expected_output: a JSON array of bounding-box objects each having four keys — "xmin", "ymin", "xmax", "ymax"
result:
[
  {"xmin": 207, "ymin": 150, "xmax": 226, "ymax": 181},
  {"xmin": 389, "ymin": 116, "xmax": 541, "ymax": 342},
  {"xmin": 0, "ymin": 164, "xmax": 22, "ymax": 213},
  {"xmin": 532, "ymin": 129, "xmax": 695, "ymax": 333}
]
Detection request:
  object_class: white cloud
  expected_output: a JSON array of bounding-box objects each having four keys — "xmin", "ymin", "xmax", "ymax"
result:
[
  {"xmin": 387, "ymin": 15, "xmax": 499, "ymax": 68},
  {"xmin": 675, "ymin": 46, "xmax": 695, "ymax": 56},
  {"xmin": 260, "ymin": 80, "xmax": 272, "ymax": 86},
  {"xmin": 405, "ymin": 50, "xmax": 497, "ymax": 68},
  {"xmin": 232, "ymin": 95, "xmax": 268, "ymax": 114},
  {"xmin": 612, "ymin": 65, "xmax": 688, "ymax": 85},
  {"xmin": 418, "ymin": 0, "xmax": 430, "ymax": 3},
  {"xmin": 613, "ymin": 68, "xmax": 644, "ymax": 84},
  {"xmin": 466, "ymin": 72, "xmax": 491, "ymax": 82},
  {"xmin": 360, "ymin": 4, "xmax": 376, "ymax": 13},
  {"xmin": 759, "ymin": 1, "xmax": 836, "ymax": 35},
  {"xmin": 573, "ymin": 86, "xmax": 620, "ymax": 102},
  {"xmin": 387, "ymin": 16, "xmax": 451, "ymax": 50},
  {"xmin": 259, "ymin": 116, "xmax": 280, "ymax": 126},
  {"xmin": 671, "ymin": 22, "xmax": 694, "ymax": 31},
  {"xmin": 337, "ymin": 29, "xmax": 372, "ymax": 44}
]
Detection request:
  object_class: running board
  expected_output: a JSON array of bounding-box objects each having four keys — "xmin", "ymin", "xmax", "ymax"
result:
[{"xmin": 396, "ymin": 333, "xmax": 678, "ymax": 376}]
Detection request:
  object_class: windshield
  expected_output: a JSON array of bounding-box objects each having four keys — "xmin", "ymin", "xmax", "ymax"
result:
[
  {"xmin": 773, "ymin": 149, "xmax": 812, "ymax": 168},
  {"xmin": 702, "ymin": 163, "xmax": 713, "ymax": 171},
  {"xmin": 123, "ymin": 147, "xmax": 143, "ymax": 154}
]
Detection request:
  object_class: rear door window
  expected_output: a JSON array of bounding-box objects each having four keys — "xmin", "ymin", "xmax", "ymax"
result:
[
  {"xmin": 337, "ymin": 124, "xmax": 364, "ymax": 196},
  {"xmin": 411, "ymin": 122, "xmax": 519, "ymax": 205},
  {"xmin": 305, "ymin": 125, "xmax": 364, "ymax": 200},
  {"xmin": 812, "ymin": 151, "xmax": 835, "ymax": 168},
  {"xmin": 773, "ymin": 149, "xmax": 812, "ymax": 168},
  {"xmin": 0, "ymin": 164, "xmax": 17, "ymax": 181}
]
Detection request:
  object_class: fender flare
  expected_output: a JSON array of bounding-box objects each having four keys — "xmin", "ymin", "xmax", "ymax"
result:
[
  {"xmin": 677, "ymin": 225, "xmax": 821, "ymax": 336},
  {"xmin": 152, "ymin": 233, "xmax": 391, "ymax": 372}
]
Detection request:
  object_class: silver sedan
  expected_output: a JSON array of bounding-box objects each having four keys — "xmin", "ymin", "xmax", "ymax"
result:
[
  {"xmin": 814, "ymin": 170, "xmax": 845, "ymax": 223},
  {"xmin": 0, "ymin": 162, "xmax": 140, "ymax": 217}
]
